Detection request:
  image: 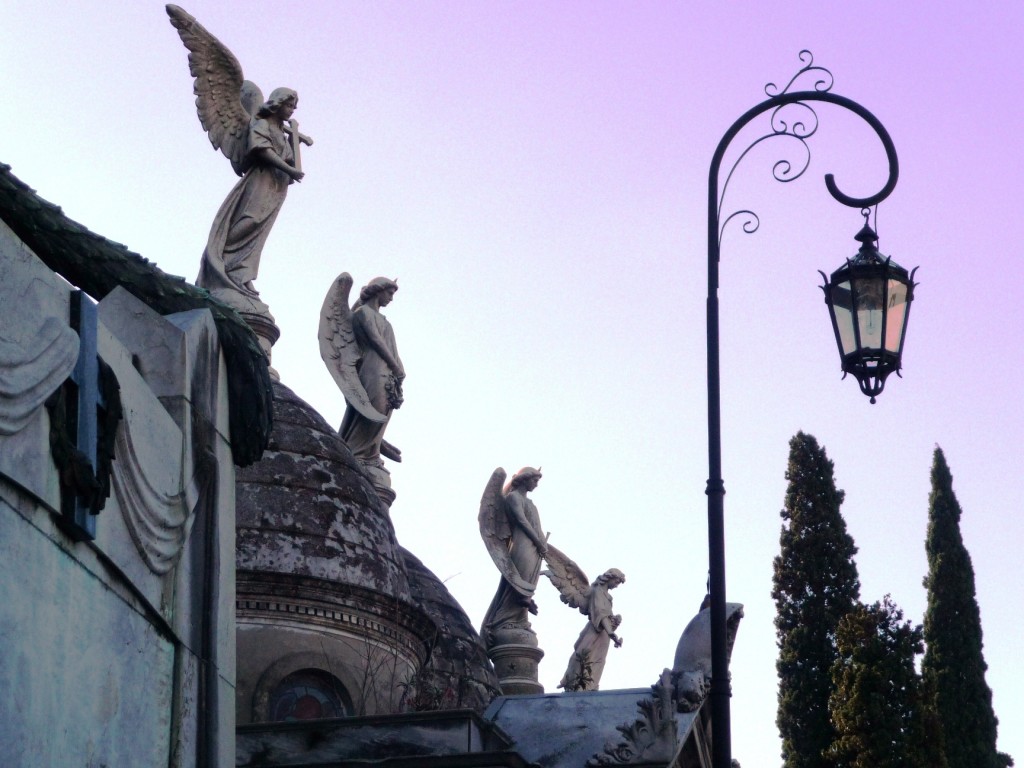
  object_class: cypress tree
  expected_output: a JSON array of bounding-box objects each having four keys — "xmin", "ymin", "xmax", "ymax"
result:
[
  {"xmin": 773, "ymin": 432, "xmax": 860, "ymax": 768},
  {"xmin": 922, "ymin": 447, "xmax": 1013, "ymax": 768},
  {"xmin": 827, "ymin": 596, "xmax": 947, "ymax": 768}
]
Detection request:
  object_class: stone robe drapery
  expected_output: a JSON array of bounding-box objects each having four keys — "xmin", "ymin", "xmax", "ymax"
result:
[
  {"xmin": 481, "ymin": 491, "xmax": 545, "ymax": 645},
  {"xmin": 339, "ymin": 304, "xmax": 401, "ymax": 463},
  {"xmin": 559, "ymin": 584, "xmax": 615, "ymax": 690},
  {"xmin": 197, "ymin": 118, "xmax": 293, "ymax": 297}
]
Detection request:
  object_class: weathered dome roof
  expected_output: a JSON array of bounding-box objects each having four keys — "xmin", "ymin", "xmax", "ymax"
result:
[
  {"xmin": 236, "ymin": 382, "xmax": 412, "ymax": 600},
  {"xmin": 234, "ymin": 381, "xmax": 497, "ymax": 714},
  {"xmin": 401, "ymin": 548, "xmax": 501, "ymax": 712}
]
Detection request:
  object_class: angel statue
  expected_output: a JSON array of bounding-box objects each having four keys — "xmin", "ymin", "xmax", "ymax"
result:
[
  {"xmin": 542, "ymin": 546, "xmax": 625, "ymax": 692},
  {"xmin": 167, "ymin": 5, "xmax": 311, "ymax": 313},
  {"xmin": 319, "ymin": 273, "xmax": 405, "ymax": 484},
  {"xmin": 478, "ymin": 467, "xmax": 548, "ymax": 651}
]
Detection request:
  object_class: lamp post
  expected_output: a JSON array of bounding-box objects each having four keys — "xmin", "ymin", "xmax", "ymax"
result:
[{"xmin": 704, "ymin": 52, "xmax": 913, "ymax": 768}]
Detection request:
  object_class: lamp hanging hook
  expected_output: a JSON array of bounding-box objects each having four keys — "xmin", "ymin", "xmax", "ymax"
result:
[{"xmin": 860, "ymin": 206, "xmax": 880, "ymax": 242}]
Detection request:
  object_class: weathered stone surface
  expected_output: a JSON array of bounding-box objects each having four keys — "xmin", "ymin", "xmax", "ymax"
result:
[
  {"xmin": 488, "ymin": 644, "xmax": 546, "ymax": 696},
  {"xmin": 0, "ymin": 308, "xmax": 77, "ymax": 436},
  {"xmin": 99, "ymin": 287, "xmax": 189, "ymax": 400},
  {"xmin": 401, "ymin": 548, "xmax": 502, "ymax": 713},
  {"xmin": 0, "ymin": 163, "xmax": 271, "ymax": 467},
  {"xmin": 671, "ymin": 601, "xmax": 744, "ymax": 712},
  {"xmin": 484, "ymin": 688, "xmax": 700, "ymax": 768},
  {"xmin": 235, "ymin": 382, "xmax": 444, "ymax": 723},
  {"xmin": 0, "ymin": 486, "xmax": 175, "ymax": 767},
  {"xmin": 1, "ymin": 217, "xmax": 238, "ymax": 766},
  {"xmin": 97, "ymin": 321, "xmax": 186, "ymax": 592},
  {"xmin": 0, "ymin": 218, "xmax": 74, "ymax": 508},
  {"xmin": 235, "ymin": 381, "xmax": 499, "ymax": 728},
  {"xmin": 236, "ymin": 599, "xmax": 425, "ymax": 722},
  {"xmin": 237, "ymin": 710, "xmax": 515, "ymax": 767},
  {"xmin": 236, "ymin": 383, "xmax": 409, "ymax": 598}
]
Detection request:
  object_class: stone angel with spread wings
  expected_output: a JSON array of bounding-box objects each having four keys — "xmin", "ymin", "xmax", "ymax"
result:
[
  {"xmin": 478, "ymin": 467, "xmax": 548, "ymax": 652},
  {"xmin": 319, "ymin": 273, "xmax": 404, "ymax": 475},
  {"xmin": 167, "ymin": 5, "xmax": 312, "ymax": 310},
  {"xmin": 542, "ymin": 545, "xmax": 625, "ymax": 691}
]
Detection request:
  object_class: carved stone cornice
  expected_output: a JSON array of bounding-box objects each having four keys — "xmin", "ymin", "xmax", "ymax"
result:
[{"xmin": 237, "ymin": 570, "xmax": 438, "ymax": 665}]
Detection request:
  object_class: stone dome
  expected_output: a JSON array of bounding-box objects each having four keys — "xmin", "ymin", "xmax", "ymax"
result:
[
  {"xmin": 236, "ymin": 382, "xmax": 411, "ymax": 595},
  {"xmin": 401, "ymin": 548, "xmax": 501, "ymax": 712},
  {"xmin": 234, "ymin": 382, "xmax": 497, "ymax": 722}
]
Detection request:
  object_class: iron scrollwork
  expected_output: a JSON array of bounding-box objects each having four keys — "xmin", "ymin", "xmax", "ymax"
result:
[{"xmin": 713, "ymin": 50, "xmax": 898, "ymax": 248}]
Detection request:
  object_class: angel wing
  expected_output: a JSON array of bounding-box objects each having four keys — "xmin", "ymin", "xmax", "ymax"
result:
[
  {"xmin": 167, "ymin": 5, "xmax": 256, "ymax": 176},
  {"xmin": 478, "ymin": 468, "xmax": 538, "ymax": 597},
  {"xmin": 541, "ymin": 544, "xmax": 591, "ymax": 614},
  {"xmin": 318, "ymin": 272, "xmax": 388, "ymax": 423}
]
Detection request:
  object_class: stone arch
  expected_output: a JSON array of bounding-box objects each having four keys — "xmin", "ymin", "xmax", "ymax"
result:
[
  {"xmin": 251, "ymin": 651, "xmax": 362, "ymax": 723},
  {"xmin": 266, "ymin": 667, "xmax": 354, "ymax": 722}
]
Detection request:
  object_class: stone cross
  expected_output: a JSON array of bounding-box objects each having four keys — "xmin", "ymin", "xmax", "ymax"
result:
[{"xmin": 60, "ymin": 290, "xmax": 106, "ymax": 541}]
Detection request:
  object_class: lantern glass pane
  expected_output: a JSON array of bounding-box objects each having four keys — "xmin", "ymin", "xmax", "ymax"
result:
[
  {"xmin": 830, "ymin": 281, "xmax": 856, "ymax": 355},
  {"xmin": 884, "ymin": 278, "xmax": 909, "ymax": 353},
  {"xmin": 831, "ymin": 282, "xmax": 856, "ymax": 354},
  {"xmin": 853, "ymin": 275, "xmax": 885, "ymax": 351}
]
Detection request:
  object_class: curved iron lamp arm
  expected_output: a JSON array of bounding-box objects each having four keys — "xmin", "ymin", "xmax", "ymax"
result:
[{"xmin": 705, "ymin": 85, "xmax": 898, "ymax": 768}]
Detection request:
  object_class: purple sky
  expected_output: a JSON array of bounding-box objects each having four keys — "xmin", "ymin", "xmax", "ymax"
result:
[{"xmin": 4, "ymin": 1, "xmax": 1022, "ymax": 763}]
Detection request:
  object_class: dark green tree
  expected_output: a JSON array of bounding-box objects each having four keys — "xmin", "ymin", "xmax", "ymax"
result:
[
  {"xmin": 827, "ymin": 596, "xmax": 947, "ymax": 768},
  {"xmin": 922, "ymin": 447, "xmax": 1012, "ymax": 768},
  {"xmin": 828, "ymin": 598, "xmax": 947, "ymax": 767},
  {"xmin": 773, "ymin": 432, "xmax": 860, "ymax": 768}
]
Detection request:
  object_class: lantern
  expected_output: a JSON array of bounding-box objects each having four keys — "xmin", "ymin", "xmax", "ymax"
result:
[{"xmin": 820, "ymin": 222, "xmax": 917, "ymax": 403}]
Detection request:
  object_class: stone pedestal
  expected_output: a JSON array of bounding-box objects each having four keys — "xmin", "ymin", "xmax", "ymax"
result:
[
  {"xmin": 488, "ymin": 643, "xmax": 545, "ymax": 695},
  {"xmin": 353, "ymin": 460, "xmax": 396, "ymax": 508},
  {"xmin": 240, "ymin": 309, "xmax": 281, "ymax": 383},
  {"xmin": 205, "ymin": 286, "xmax": 282, "ymax": 382}
]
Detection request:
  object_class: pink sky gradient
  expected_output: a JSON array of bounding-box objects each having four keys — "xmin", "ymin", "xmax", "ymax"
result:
[{"xmin": 4, "ymin": 2, "xmax": 1022, "ymax": 763}]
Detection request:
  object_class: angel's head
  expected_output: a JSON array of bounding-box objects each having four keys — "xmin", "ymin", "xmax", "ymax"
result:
[
  {"xmin": 258, "ymin": 88, "xmax": 299, "ymax": 118},
  {"xmin": 358, "ymin": 277, "xmax": 399, "ymax": 308},
  {"xmin": 506, "ymin": 466, "xmax": 542, "ymax": 493},
  {"xmin": 596, "ymin": 568, "xmax": 626, "ymax": 589}
]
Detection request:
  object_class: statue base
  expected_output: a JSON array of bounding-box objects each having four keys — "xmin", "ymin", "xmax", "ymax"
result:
[
  {"xmin": 359, "ymin": 460, "xmax": 396, "ymax": 508},
  {"xmin": 488, "ymin": 643, "xmax": 545, "ymax": 696},
  {"xmin": 241, "ymin": 310, "xmax": 281, "ymax": 383},
  {"xmin": 205, "ymin": 287, "xmax": 282, "ymax": 382}
]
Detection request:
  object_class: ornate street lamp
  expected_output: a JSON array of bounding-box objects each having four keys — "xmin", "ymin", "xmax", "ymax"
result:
[
  {"xmin": 704, "ymin": 52, "xmax": 912, "ymax": 768},
  {"xmin": 821, "ymin": 216, "xmax": 918, "ymax": 403}
]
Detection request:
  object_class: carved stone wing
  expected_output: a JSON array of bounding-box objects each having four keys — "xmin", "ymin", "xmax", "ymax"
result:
[
  {"xmin": 318, "ymin": 272, "xmax": 388, "ymax": 423},
  {"xmin": 166, "ymin": 5, "xmax": 254, "ymax": 176},
  {"xmin": 479, "ymin": 468, "xmax": 537, "ymax": 596},
  {"xmin": 239, "ymin": 80, "xmax": 265, "ymax": 123},
  {"xmin": 542, "ymin": 543, "xmax": 591, "ymax": 614}
]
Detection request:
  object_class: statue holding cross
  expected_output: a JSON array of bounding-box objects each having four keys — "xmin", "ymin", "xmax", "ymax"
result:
[{"xmin": 167, "ymin": 5, "xmax": 313, "ymax": 351}]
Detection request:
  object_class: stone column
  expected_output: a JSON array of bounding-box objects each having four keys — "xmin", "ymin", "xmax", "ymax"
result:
[
  {"xmin": 489, "ymin": 644, "xmax": 545, "ymax": 696},
  {"xmin": 486, "ymin": 623, "xmax": 545, "ymax": 696},
  {"xmin": 203, "ymin": 288, "xmax": 282, "ymax": 383},
  {"xmin": 237, "ymin": 309, "xmax": 281, "ymax": 383}
]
